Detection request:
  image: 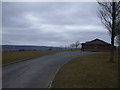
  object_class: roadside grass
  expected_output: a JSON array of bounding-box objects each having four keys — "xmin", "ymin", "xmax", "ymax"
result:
[
  {"xmin": 2, "ymin": 50, "xmax": 60, "ymax": 65},
  {"xmin": 51, "ymin": 50, "xmax": 119, "ymax": 88}
]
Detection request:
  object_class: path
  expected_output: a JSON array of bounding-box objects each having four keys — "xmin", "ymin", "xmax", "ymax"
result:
[{"xmin": 2, "ymin": 51, "xmax": 98, "ymax": 88}]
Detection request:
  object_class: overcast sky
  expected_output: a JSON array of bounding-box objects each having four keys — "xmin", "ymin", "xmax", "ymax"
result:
[{"xmin": 2, "ymin": 2, "xmax": 111, "ymax": 47}]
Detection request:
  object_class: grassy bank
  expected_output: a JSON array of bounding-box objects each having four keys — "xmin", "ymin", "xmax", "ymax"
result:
[
  {"xmin": 2, "ymin": 50, "xmax": 60, "ymax": 65},
  {"xmin": 51, "ymin": 50, "xmax": 119, "ymax": 88}
]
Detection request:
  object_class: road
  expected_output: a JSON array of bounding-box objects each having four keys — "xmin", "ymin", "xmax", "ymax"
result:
[{"xmin": 2, "ymin": 51, "xmax": 98, "ymax": 88}]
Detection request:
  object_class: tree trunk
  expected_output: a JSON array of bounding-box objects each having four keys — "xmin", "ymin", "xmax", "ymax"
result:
[
  {"xmin": 109, "ymin": 1, "xmax": 115, "ymax": 63},
  {"xmin": 109, "ymin": 36, "xmax": 115, "ymax": 62}
]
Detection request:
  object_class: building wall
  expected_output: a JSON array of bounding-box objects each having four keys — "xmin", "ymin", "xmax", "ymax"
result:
[{"xmin": 82, "ymin": 44, "xmax": 111, "ymax": 51}]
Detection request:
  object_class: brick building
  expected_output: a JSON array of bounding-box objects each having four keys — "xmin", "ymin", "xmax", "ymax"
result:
[{"xmin": 81, "ymin": 39, "xmax": 111, "ymax": 51}]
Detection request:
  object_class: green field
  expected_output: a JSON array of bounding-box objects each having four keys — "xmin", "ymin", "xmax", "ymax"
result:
[
  {"xmin": 51, "ymin": 50, "xmax": 119, "ymax": 88},
  {"xmin": 2, "ymin": 50, "xmax": 60, "ymax": 65}
]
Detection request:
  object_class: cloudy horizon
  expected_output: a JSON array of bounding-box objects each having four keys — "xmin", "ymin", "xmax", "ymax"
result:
[{"xmin": 2, "ymin": 2, "xmax": 111, "ymax": 47}]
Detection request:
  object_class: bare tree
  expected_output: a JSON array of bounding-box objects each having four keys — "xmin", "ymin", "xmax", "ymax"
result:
[
  {"xmin": 116, "ymin": 20, "xmax": 120, "ymax": 47},
  {"xmin": 97, "ymin": 0, "xmax": 120, "ymax": 62},
  {"xmin": 74, "ymin": 41, "xmax": 81, "ymax": 49},
  {"xmin": 70, "ymin": 43, "xmax": 75, "ymax": 50},
  {"xmin": 70, "ymin": 41, "xmax": 81, "ymax": 50},
  {"xmin": 116, "ymin": 35, "xmax": 120, "ymax": 46}
]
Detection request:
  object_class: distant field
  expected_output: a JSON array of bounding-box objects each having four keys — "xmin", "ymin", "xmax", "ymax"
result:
[
  {"xmin": 51, "ymin": 49, "xmax": 119, "ymax": 88},
  {"xmin": 2, "ymin": 50, "xmax": 60, "ymax": 65}
]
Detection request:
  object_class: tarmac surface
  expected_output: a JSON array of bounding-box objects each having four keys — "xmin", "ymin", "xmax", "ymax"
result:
[{"xmin": 2, "ymin": 51, "xmax": 98, "ymax": 88}]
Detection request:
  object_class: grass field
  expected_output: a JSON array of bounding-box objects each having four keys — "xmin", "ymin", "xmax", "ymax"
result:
[
  {"xmin": 2, "ymin": 50, "xmax": 60, "ymax": 65},
  {"xmin": 51, "ymin": 50, "xmax": 119, "ymax": 88}
]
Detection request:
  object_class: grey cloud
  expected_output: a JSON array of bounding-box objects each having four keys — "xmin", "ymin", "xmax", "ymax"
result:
[
  {"xmin": 2, "ymin": 2, "xmax": 110, "ymax": 46},
  {"xmin": 2, "ymin": 2, "xmax": 99, "ymax": 27}
]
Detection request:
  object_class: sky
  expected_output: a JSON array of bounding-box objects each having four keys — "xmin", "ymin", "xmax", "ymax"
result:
[{"xmin": 2, "ymin": 2, "xmax": 111, "ymax": 47}]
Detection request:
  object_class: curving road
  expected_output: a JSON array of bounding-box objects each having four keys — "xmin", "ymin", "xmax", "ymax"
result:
[{"xmin": 2, "ymin": 51, "xmax": 98, "ymax": 88}]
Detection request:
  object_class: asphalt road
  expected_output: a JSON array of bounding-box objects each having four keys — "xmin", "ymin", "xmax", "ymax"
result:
[{"xmin": 2, "ymin": 51, "xmax": 98, "ymax": 88}]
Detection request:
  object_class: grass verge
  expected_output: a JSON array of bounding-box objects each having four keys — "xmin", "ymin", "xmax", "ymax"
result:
[
  {"xmin": 2, "ymin": 50, "xmax": 60, "ymax": 65},
  {"xmin": 51, "ymin": 50, "xmax": 119, "ymax": 88}
]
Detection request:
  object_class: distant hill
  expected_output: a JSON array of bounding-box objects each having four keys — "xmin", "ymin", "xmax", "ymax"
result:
[{"xmin": 2, "ymin": 45, "xmax": 65, "ymax": 51}]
